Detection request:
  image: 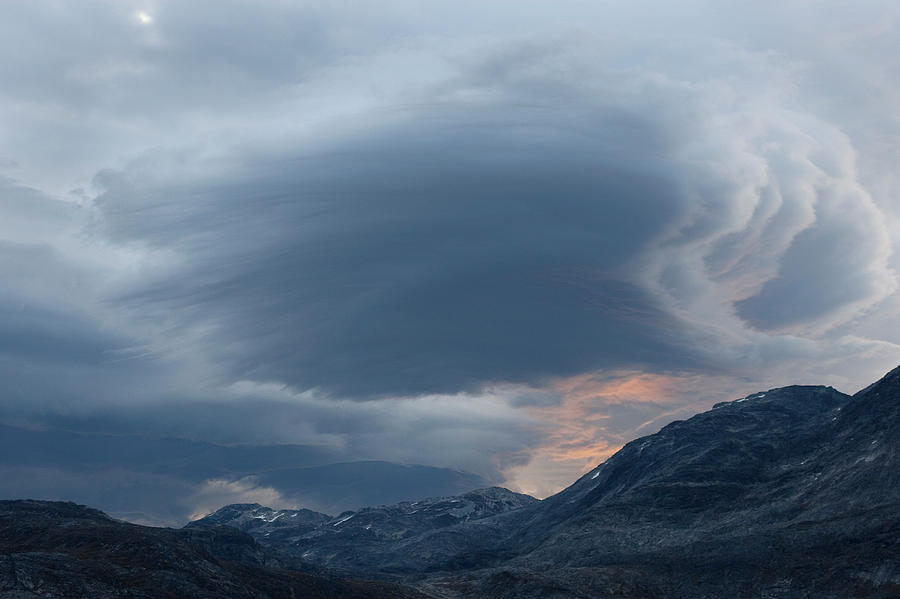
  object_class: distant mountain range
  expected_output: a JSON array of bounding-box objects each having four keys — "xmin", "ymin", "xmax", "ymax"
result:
[
  {"xmin": 0, "ymin": 499, "xmax": 425, "ymax": 599},
  {"xmin": 0, "ymin": 424, "xmax": 489, "ymax": 524},
  {"xmin": 4, "ymin": 366, "xmax": 900, "ymax": 597},
  {"xmin": 188, "ymin": 486, "xmax": 538, "ymax": 574}
]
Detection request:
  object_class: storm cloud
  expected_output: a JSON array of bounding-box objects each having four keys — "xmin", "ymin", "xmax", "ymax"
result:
[
  {"xmin": 90, "ymin": 30, "xmax": 898, "ymax": 399},
  {"xmin": 2, "ymin": 0, "xmax": 900, "ymax": 498},
  {"xmin": 94, "ymin": 103, "xmax": 697, "ymax": 398}
]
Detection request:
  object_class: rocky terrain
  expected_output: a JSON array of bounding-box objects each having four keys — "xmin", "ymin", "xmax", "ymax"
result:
[
  {"xmin": 190, "ymin": 487, "xmax": 538, "ymax": 573},
  {"xmin": 193, "ymin": 368, "xmax": 900, "ymax": 598},
  {"xmin": 0, "ymin": 499, "xmax": 426, "ymax": 599},
  {"xmin": 5, "ymin": 366, "xmax": 900, "ymax": 598},
  {"xmin": 426, "ymin": 371, "xmax": 900, "ymax": 598}
]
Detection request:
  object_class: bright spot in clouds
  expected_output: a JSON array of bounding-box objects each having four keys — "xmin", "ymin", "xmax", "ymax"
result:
[{"xmin": 136, "ymin": 10, "xmax": 152, "ymax": 24}]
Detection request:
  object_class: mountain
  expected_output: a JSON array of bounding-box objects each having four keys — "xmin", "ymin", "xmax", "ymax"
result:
[
  {"xmin": 506, "ymin": 384, "xmax": 854, "ymax": 562},
  {"xmin": 199, "ymin": 369, "xmax": 900, "ymax": 598},
  {"xmin": 6, "ymin": 367, "xmax": 900, "ymax": 597},
  {"xmin": 0, "ymin": 426, "xmax": 489, "ymax": 525},
  {"xmin": 430, "ymin": 376, "xmax": 900, "ymax": 597},
  {"xmin": 190, "ymin": 503, "xmax": 332, "ymax": 537},
  {"xmin": 189, "ymin": 486, "xmax": 538, "ymax": 573},
  {"xmin": 0, "ymin": 499, "xmax": 426, "ymax": 599}
]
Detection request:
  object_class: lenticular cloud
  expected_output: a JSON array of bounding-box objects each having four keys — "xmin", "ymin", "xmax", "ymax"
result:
[{"xmin": 92, "ymin": 33, "xmax": 897, "ymax": 399}]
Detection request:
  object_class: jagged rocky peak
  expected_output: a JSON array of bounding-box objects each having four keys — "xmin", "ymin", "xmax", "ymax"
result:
[
  {"xmin": 302, "ymin": 487, "xmax": 536, "ymax": 547},
  {"xmin": 465, "ymin": 486, "xmax": 539, "ymax": 503},
  {"xmin": 189, "ymin": 502, "xmax": 331, "ymax": 534},
  {"xmin": 566, "ymin": 384, "xmax": 851, "ymax": 498},
  {"xmin": 193, "ymin": 486, "xmax": 537, "ymax": 539},
  {"xmin": 378, "ymin": 486, "xmax": 539, "ymax": 519},
  {"xmin": 320, "ymin": 486, "xmax": 537, "ymax": 532},
  {"xmin": 711, "ymin": 384, "xmax": 849, "ymax": 412}
]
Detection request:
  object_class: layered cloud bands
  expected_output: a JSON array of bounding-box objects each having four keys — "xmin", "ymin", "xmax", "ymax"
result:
[
  {"xmin": 94, "ymin": 34, "xmax": 898, "ymax": 398},
  {"xmin": 1, "ymin": 1, "xmax": 899, "ymax": 496}
]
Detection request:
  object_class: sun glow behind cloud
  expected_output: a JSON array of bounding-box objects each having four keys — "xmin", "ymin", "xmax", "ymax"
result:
[
  {"xmin": 136, "ymin": 10, "xmax": 152, "ymax": 25},
  {"xmin": 503, "ymin": 370, "xmax": 779, "ymax": 497}
]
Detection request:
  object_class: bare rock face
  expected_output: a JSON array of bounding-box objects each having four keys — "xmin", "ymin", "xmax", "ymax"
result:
[{"xmin": 0, "ymin": 500, "xmax": 426, "ymax": 599}]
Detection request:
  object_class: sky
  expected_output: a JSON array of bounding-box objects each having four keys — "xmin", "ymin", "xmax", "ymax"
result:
[{"xmin": 2, "ymin": 0, "xmax": 900, "ymax": 498}]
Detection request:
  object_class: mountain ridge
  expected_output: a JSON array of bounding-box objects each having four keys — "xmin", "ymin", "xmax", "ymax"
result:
[
  {"xmin": 5, "ymin": 367, "xmax": 900, "ymax": 597},
  {"xmin": 189, "ymin": 486, "xmax": 538, "ymax": 574},
  {"xmin": 187, "ymin": 371, "xmax": 900, "ymax": 597}
]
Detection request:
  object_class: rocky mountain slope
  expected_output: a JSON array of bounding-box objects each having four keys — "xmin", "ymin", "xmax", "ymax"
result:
[
  {"xmin": 0, "ymin": 499, "xmax": 426, "ymax": 599},
  {"xmin": 189, "ymin": 487, "xmax": 538, "ymax": 573},
  {"xmin": 200, "ymin": 368, "xmax": 900, "ymax": 598},
  {"xmin": 0, "ymin": 423, "xmax": 489, "ymax": 525},
  {"xmin": 6, "ymin": 367, "xmax": 900, "ymax": 598},
  {"xmin": 430, "ymin": 374, "xmax": 900, "ymax": 598},
  {"xmin": 189, "ymin": 502, "xmax": 332, "ymax": 537}
]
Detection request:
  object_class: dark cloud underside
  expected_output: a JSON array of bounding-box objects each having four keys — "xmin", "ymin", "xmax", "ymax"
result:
[
  {"xmin": 1, "ymin": 0, "xmax": 899, "ymax": 505},
  {"xmin": 96, "ymin": 109, "xmax": 700, "ymax": 397}
]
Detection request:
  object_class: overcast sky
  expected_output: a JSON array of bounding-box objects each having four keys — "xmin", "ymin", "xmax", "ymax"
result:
[{"xmin": 2, "ymin": 0, "xmax": 900, "ymax": 496}]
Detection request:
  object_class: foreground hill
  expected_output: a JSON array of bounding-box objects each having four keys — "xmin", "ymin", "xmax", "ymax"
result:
[{"xmin": 0, "ymin": 499, "xmax": 425, "ymax": 599}]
